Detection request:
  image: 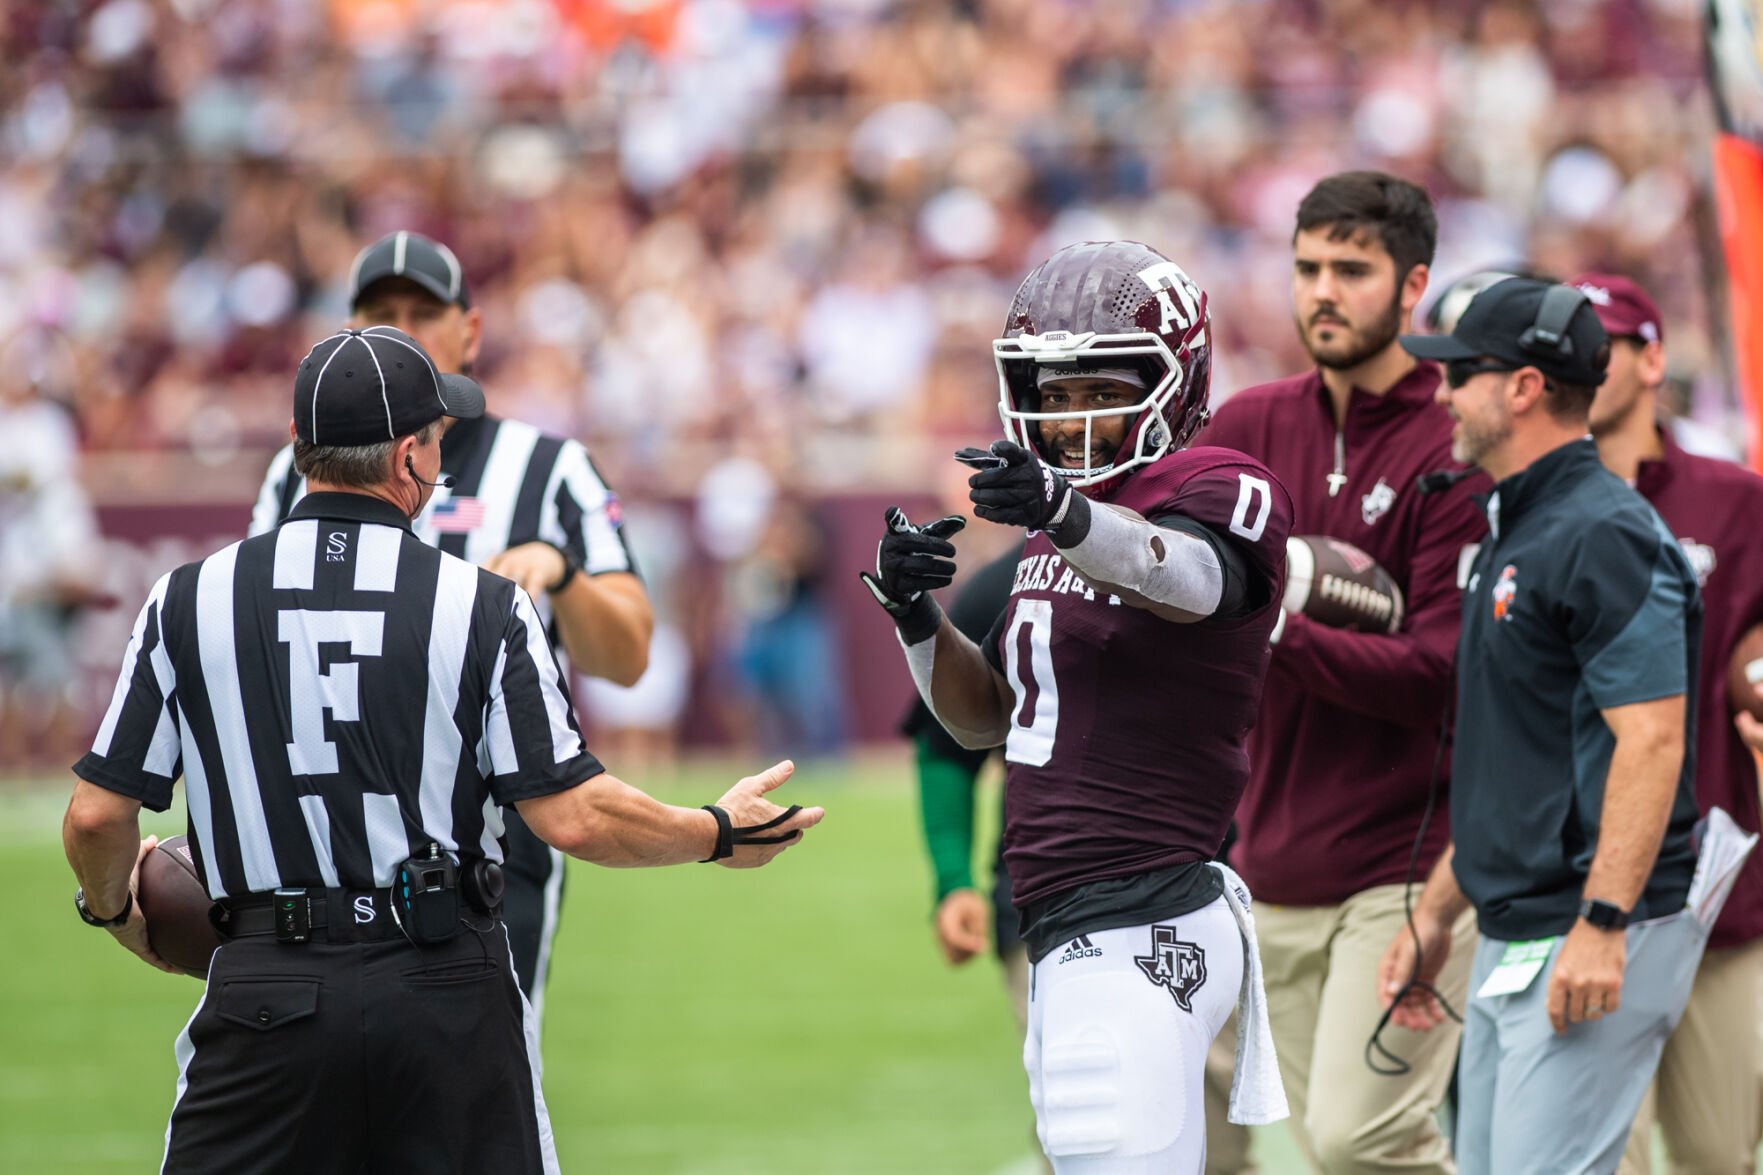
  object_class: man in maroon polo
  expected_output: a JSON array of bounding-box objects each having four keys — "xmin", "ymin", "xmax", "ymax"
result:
[
  {"xmin": 1200, "ymin": 171, "xmax": 1487, "ymax": 1174},
  {"xmin": 1576, "ymin": 272, "xmax": 1763, "ymax": 1175}
]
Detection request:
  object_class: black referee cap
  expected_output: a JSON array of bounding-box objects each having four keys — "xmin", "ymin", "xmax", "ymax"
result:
[
  {"xmin": 348, "ymin": 231, "xmax": 471, "ymax": 309},
  {"xmin": 294, "ymin": 327, "xmax": 484, "ymax": 446}
]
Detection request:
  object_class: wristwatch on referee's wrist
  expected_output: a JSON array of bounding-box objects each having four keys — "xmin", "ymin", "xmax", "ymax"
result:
[
  {"xmin": 75, "ymin": 888, "xmax": 134, "ymax": 929},
  {"xmin": 543, "ymin": 541, "xmax": 581, "ymax": 594},
  {"xmin": 1577, "ymin": 898, "xmax": 1630, "ymax": 931}
]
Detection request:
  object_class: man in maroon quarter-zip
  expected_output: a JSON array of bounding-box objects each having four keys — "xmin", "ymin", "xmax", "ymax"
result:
[
  {"xmin": 1200, "ymin": 172, "xmax": 1487, "ymax": 1175},
  {"xmin": 1577, "ymin": 272, "xmax": 1763, "ymax": 1175}
]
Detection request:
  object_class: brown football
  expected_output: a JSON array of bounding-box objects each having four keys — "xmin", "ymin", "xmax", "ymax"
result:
[
  {"xmin": 1729, "ymin": 623, "xmax": 1763, "ymax": 722},
  {"xmin": 1283, "ymin": 536, "xmax": 1405, "ymax": 634},
  {"xmin": 138, "ymin": 835, "xmax": 220, "ymax": 979}
]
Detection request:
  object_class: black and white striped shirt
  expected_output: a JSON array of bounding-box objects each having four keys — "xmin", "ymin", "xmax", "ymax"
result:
[
  {"xmin": 250, "ymin": 415, "xmax": 636, "ymax": 662},
  {"xmin": 75, "ymin": 492, "xmax": 602, "ymax": 899}
]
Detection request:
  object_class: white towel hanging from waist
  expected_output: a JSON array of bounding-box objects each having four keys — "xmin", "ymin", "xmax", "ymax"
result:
[{"xmin": 1210, "ymin": 862, "xmax": 1289, "ymax": 1125}]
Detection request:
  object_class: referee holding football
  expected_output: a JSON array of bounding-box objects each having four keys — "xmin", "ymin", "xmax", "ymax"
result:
[
  {"xmin": 65, "ymin": 327, "xmax": 821, "ymax": 1172},
  {"xmin": 249, "ymin": 231, "xmax": 652, "ymax": 1016}
]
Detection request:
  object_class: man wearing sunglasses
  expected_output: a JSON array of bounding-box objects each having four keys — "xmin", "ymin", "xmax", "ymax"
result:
[{"xmin": 1381, "ymin": 277, "xmax": 1712, "ymax": 1175}]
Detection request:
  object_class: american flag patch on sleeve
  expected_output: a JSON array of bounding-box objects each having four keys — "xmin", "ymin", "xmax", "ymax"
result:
[{"xmin": 430, "ymin": 496, "xmax": 485, "ymax": 533}]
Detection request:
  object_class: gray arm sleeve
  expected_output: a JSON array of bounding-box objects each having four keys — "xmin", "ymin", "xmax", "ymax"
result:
[
  {"xmin": 1053, "ymin": 501, "xmax": 1228, "ymax": 617},
  {"xmin": 1152, "ymin": 514, "xmax": 1258, "ymax": 619}
]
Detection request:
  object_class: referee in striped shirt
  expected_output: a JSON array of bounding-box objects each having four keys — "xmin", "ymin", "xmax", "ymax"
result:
[
  {"xmin": 65, "ymin": 327, "xmax": 821, "ymax": 1173},
  {"xmin": 249, "ymin": 231, "xmax": 653, "ymax": 1016}
]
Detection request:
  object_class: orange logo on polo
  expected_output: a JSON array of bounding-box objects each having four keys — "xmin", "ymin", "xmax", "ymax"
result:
[{"xmin": 1492, "ymin": 564, "xmax": 1518, "ymax": 621}]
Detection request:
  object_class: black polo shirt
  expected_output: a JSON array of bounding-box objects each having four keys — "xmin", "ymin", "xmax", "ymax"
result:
[{"xmin": 1451, "ymin": 439, "xmax": 1702, "ymax": 940}]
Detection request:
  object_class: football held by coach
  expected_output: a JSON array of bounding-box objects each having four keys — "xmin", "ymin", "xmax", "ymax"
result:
[{"xmin": 63, "ymin": 327, "xmax": 822, "ymax": 1173}]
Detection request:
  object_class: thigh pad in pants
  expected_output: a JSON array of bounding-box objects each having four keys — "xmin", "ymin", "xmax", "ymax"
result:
[{"xmin": 1027, "ymin": 903, "xmax": 1243, "ymax": 1166}]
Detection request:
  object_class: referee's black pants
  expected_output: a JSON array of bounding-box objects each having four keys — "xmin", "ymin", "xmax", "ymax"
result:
[{"xmin": 162, "ymin": 922, "xmax": 553, "ymax": 1174}]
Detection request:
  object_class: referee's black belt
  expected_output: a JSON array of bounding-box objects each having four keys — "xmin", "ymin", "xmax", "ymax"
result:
[{"xmin": 218, "ymin": 888, "xmax": 404, "ymax": 944}]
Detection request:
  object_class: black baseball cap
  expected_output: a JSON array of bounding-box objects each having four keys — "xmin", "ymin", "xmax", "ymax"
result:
[
  {"xmin": 1402, "ymin": 276, "xmax": 1608, "ymax": 386},
  {"xmin": 348, "ymin": 231, "xmax": 471, "ymax": 309},
  {"xmin": 294, "ymin": 327, "xmax": 484, "ymax": 446}
]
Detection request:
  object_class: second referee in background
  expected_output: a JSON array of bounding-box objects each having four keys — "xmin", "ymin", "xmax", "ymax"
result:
[
  {"xmin": 65, "ymin": 326, "xmax": 821, "ymax": 1172},
  {"xmin": 249, "ymin": 231, "xmax": 653, "ymax": 1018}
]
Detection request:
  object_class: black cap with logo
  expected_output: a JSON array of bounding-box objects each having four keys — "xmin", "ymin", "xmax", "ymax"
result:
[
  {"xmin": 294, "ymin": 327, "xmax": 484, "ymax": 446},
  {"xmin": 1401, "ymin": 276, "xmax": 1609, "ymax": 387},
  {"xmin": 348, "ymin": 231, "xmax": 471, "ymax": 309}
]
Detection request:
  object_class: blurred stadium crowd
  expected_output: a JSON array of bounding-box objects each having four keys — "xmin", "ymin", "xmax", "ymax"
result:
[{"xmin": 0, "ymin": 0, "xmax": 1747, "ymax": 764}]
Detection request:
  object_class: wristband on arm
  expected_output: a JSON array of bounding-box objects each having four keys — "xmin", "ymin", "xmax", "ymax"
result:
[
  {"xmin": 542, "ymin": 541, "xmax": 582, "ymax": 593},
  {"xmin": 891, "ymin": 591, "xmax": 944, "ymax": 647},
  {"xmin": 699, "ymin": 803, "xmax": 805, "ymax": 862}
]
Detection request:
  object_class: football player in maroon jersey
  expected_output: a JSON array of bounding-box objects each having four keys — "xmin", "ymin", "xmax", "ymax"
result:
[{"xmin": 863, "ymin": 241, "xmax": 1293, "ymax": 1171}]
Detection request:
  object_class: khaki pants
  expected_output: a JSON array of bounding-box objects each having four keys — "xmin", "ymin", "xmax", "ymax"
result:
[
  {"xmin": 1006, "ymin": 943, "xmax": 1032, "ymax": 1027},
  {"xmin": 1005, "ymin": 947, "xmax": 1055, "ymax": 1175},
  {"xmin": 1256, "ymin": 884, "xmax": 1476, "ymax": 1174},
  {"xmin": 1619, "ymin": 936, "xmax": 1763, "ymax": 1175}
]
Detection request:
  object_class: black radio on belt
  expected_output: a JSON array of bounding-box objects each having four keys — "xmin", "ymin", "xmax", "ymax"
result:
[
  {"xmin": 394, "ymin": 844, "xmax": 459, "ymax": 945},
  {"xmin": 274, "ymin": 887, "xmax": 311, "ymax": 943}
]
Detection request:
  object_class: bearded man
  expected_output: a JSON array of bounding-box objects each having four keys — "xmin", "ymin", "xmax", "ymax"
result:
[{"xmin": 1198, "ymin": 171, "xmax": 1488, "ymax": 1174}]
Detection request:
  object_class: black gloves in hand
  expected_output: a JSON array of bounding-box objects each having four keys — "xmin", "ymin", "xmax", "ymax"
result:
[
  {"xmin": 859, "ymin": 507, "xmax": 966, "ymax": 617},
  {"xmin": 960, "ymin": 440, "xmax": 1082, "ymax": 534}
]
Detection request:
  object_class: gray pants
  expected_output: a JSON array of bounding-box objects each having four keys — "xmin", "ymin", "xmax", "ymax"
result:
[{"xmin": 1457, "ymin": 911, "xmax": 1709, "ymax": 1175}]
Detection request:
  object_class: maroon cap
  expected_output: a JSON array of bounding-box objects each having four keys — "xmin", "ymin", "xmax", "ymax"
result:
[{"xmin": 1569, "ymin": 273, "xmax": 1663, "ymax": 344}]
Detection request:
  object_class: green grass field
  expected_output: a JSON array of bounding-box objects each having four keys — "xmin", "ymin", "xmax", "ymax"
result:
[
  {"xmin": 9, "ymin": 756, "xmax": 1095, "ymax": 1172},
  {"xmin": 37, "ymin": 754, "xmax": 1713, "ymax": 1173},
  {"xmin": 4, "ymin": 756, "xmax": 1317, "ymax": 1173}
]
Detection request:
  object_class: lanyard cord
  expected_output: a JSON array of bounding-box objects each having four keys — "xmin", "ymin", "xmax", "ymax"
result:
[{"xmin": 1364, "ymin": 682, "xmax": 1466, "ymax": 1076}]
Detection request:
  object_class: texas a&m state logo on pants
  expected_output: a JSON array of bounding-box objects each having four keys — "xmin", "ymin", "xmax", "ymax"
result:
[{"xmin": 1134, "ymin": 924, "xmax": 1208, "ymax": 1011}]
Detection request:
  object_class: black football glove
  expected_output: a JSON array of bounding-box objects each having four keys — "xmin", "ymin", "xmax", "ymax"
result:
[
  {"xmin": 960, "ymin": 439, "xmax": 1087, "ymax": 535},
  {"xmin": 858, "ymin": 507, "xmax": 966, "ymax": 621}
]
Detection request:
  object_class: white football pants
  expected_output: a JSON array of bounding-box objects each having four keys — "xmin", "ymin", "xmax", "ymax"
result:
[{"xmin": 1025, "ymin": 896, "xmax": 1244, "ymax": 1174}]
